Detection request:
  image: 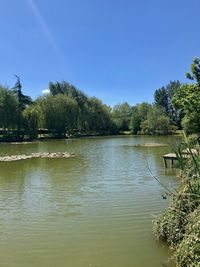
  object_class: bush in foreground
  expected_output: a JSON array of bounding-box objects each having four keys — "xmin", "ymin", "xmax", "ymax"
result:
[{"xmin": 154, "ymin": 134, "xmax": 200, "ymax": 266}]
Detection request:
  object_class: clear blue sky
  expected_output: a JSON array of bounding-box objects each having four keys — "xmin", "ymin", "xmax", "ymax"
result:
[{"xmin": 0, "ymin": 0, "xmax": 199, "ymax": 106}]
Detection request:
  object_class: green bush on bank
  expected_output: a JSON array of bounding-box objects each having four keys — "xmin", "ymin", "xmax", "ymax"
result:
[
  {"xmin": 154, "ymin": 135, "xmax": 200, "ymax": 266},
  {"xmin": 175, "ymin": 206, "xmax": 200, "ymax": 267},
  {"xmin": 154, "ymin": 180, "xmax": 200, "ymax": 248},
  {"xmin": 154, "ymin": 183, "xmax": 200, "ymax": 266}
]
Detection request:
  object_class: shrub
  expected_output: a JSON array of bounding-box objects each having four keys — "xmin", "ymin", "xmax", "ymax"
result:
[
  {"xmin": 154, "ymin": 133, "xmax": 200, "ymax": 266},
  {"xmin": 154, "ymin": 181, "xmax": 200, "ymax": 248},
  {"xmin": 175, "ymin": 207, "xmax": 200, "ymax": 267}
]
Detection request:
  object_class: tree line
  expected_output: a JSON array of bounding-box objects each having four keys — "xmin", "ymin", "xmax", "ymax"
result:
[{"xmin": 0, "ymin": 58, "xmax": 200, "ymax": 141}]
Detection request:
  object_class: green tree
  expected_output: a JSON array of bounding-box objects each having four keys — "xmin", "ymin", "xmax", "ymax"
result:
[
  {"xmin": 12, "ymin": 75, "xmax": 32, "ymax": 110},
  {"xmin": 141, "ymin": 106, "xmax": 175, "ymax": 135},
  {"xmin": 49, "ymin": 81, "xmax": 89, "ymax": 131},
  {"xmin": 12, "ymin": 76, "xmax": 32, "ymax": 139},
  {"xmin": 186, "ymin": 57, "xmax": 200, "ymax": 85},
  {"xmin": 136, "ymin": 102, "xmax": 152, "ymax": 121},
  {"xmin": 154, "ymin": 87, "xmax": 169, "ymax": 112},
  {"xmin": 129, "ymin": 110, "xmax": 141, "ymax": 134},
  {"xmin": 129, "ymin": 103, "xmax": 151, "ymax": 134},
  {"xmin": 112, "ymin": 102, "xmax": 132, "ymax": 131},
  {"xmin": 173, "ymin": 84, "xmax": 200, "ymax": 133},
  {"xmin": 172, "ymin": 58, "xmax": 200, "ymax": 133},
  {"xmin": 23, "ymin": 105, "xmax": 40, "ymax": 139},
  {"xmin": 42, "ymin": 94, "xmax": 78, "ymax": 137},
  {"xmin": 86, "ymin": 97, "xmax": 115, "ymax": 133},
  {"xmin": 154, "ymin": 81, "xmax": 182, "ymax": 127},
  {"xmin": 0, "ymin": 86, "xmax": 18, "ymax": 134}
]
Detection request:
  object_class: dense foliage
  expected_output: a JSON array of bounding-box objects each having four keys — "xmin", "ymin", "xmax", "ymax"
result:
[
  {"xmin": 172, "ymin": 57, "xmax": 200, "ymax": 133},
  {"xmin": 0, "ymin": 57, "xmax": 200, "ymax": 141},
  {"xmin": 154, "ymin": 80, "xmax": 183, "ymax": 128},
  {"xmin": 0, "ymin": 79, "xmax": 118, "ymax": 140},
  {"xmin": 154, "ymin": 135, "xmax": 200, "ymax": 266}
]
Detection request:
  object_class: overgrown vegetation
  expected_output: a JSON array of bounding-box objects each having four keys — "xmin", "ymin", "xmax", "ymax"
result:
[{"xmin": 154, "ymin": 133, "xmax": 200, "ymax": 266}]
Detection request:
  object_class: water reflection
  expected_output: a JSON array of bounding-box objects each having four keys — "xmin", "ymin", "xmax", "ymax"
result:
[{"xmin": 0, "ymin": 136, "xmax": 178, "ymax": 267}]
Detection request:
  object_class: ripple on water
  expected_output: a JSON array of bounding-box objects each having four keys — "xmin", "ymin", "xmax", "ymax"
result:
[{"xmin": 0, "ymin": 136, "xmax": 177, "ymax": 267}]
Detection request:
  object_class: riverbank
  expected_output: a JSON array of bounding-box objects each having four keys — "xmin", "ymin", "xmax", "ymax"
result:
[
  {"xmin": 0, "ymin": 130, "xmax": 182, "ymax": 144},
  {"xmin": 154, "ymin": 138, "xmax": 200, "ymax": 266}
]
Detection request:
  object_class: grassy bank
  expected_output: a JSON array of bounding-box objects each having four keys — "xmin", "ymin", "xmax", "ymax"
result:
[{"xmin": 154, "ymin": 134, "xmax": 200, "ymax": 266}]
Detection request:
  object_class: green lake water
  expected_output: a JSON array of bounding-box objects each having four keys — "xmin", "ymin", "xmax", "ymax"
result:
[{"xmin": 0, "ymin": 136, "xmax": 178, "ymax": 267}]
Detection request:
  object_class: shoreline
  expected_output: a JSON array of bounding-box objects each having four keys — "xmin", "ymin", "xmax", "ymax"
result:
[{"xmin": 0, "ymin": 132, "xmax": 181, "ymax": 144}]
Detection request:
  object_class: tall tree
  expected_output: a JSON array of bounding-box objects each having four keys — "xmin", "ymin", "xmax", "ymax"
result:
[
  {"xmin": 154, "ymin": 87, "xmax": 169, "ymax": 113},
  {"xmin": 129, "ymin": 110, "xmax": 141, "ymax": 134},
  {"xmin": 12, "ymin": 75, "xmax": 32, "ymax": 110},
  {"xmin": 23, "ymin": 105, "xmax": 40, "ymax": 139},
  {"xmin": 172, "ymin": 84, "xmax": 200, "ymax": 133},
  {"xmin": 86, "ymin": 97, "xmax": 114, "ymax": 133},
  {"xmin": 140, "ymin": 105, "xmax": 175, "ymax": 135},
  {"xmin": 49, "ymin": 81, "xmax": 89, "ymax": 131},
  {"xmin": 136, "ymin": 102, "xmax": 152, "ymax": 121},
  {"xmin": 112, "ymin": 102, "xmax": 133, "ymax": 131},
  {"xmin": 12, "ymin": 76, "xmax": 32, "ymax": 139},
  {"xmin": 0, "ymin": 86, "xmax": 18, "ymax": 133},
  {"xmin": 172, "ymin": 58, "xmax": 200, "ymax": 133},
  {"xmin": 41, "ymin": 94, "xmax": 78, "ymax": 137},
  {"xmin": 154, "ymin": 81, "xmax": 182, "ymax": 127},
  {"xmin": 186, "ymin": 57, "xmax": 200, "ymax": 85},
  {"xmin": 129, "ymin": 103, "xmax": 151, "ymax": 134}
]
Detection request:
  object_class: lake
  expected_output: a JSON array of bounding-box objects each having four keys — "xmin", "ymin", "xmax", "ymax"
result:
[{"xmin": 0, "ymin": 136, "xmax": 178, "ymax": 267}]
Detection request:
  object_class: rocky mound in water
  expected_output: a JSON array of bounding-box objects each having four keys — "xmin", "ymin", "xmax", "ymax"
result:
[
  {"xmin": 134, "ymin": 143, "xmax": 168, "ymax": 147},
  {"xmin": 0, "ymin": 152, "xmax": 76, "ymax": 162}
]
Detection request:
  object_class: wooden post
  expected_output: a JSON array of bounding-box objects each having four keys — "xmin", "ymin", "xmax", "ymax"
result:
[{"xmin": 163, "ymin": 157, "xmax": 167, "ymax": 168}]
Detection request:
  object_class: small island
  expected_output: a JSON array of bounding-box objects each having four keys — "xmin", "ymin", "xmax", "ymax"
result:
[{"xmin": 0, "ymin": 152, "xmax": 76, "ymax": 162}]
